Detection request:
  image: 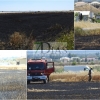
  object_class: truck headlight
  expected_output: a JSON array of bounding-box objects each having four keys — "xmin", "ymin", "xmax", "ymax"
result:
[{"xmin": 41, "ymin": 73, "xmax": 44, "ymax": 75}]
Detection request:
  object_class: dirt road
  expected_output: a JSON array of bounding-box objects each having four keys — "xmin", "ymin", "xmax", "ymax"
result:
[{"xmin": 27, "ymin": 81, "xmax": 100, "ymax": 99}]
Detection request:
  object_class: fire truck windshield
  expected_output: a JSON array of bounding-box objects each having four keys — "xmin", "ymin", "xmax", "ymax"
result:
[{"xmin": 27, "ymin": 63, "xmax": 45, "ymax": 70}]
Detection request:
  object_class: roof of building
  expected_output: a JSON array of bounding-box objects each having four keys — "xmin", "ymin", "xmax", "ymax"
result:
[
  {"xmin": 91, "ymin": 1, "xmax": 100, "ymax": 5},
  {"xmin": 60, "ymin": 57, "xmax": 70, "ymax": 60},
  {"xmin": 75, "ymin": 11, "xmax": 90, "ymax": 15}
]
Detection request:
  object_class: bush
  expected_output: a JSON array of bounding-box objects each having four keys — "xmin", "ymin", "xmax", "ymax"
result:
[
  {"xmin": 74, "ymin": 27, "xmax": 86, "ymax": 36},
  {"xmin": 56, "ymin": 30, "xmax": 74, "ymax": 50},
  {"xmin": 72, "ymin": 61, "xmax": 77, "ymax": 65},
  {"xmin": 9, "ymin": 31, "xmax": 34, "ymax": 49}
]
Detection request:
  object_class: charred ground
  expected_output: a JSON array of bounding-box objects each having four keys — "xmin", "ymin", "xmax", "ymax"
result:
[
  {"xmin": 0, "ymin": 12, "xmax": 74, "ymax": 49},
  {"xmin": 27, "ymin": 81, "xmax": 100, "ymax": 99}
]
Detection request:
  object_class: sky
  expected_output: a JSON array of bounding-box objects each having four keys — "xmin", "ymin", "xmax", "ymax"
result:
[
  {"xmin": 0, "ymin": 0, "xmax": 74, "ymax": 11},
  {"xmin": 27, "ymin": 50, "xmax": 100, "ymax": 55},
  {"xmin": 0, "ymin": 50, "xmax": 26, "ymax": 58}
]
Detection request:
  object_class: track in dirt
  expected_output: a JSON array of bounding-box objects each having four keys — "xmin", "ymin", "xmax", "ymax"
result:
[
  {"xmin": 27, "ymin": 81, "xmax": 100, "ymax": 99},
  {"xmin": 75, "ymin": 35, "xmax": 100, "ymax": 50}
]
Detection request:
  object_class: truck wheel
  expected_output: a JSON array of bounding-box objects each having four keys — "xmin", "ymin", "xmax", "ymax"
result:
[
  {"xmin": 43, "ymin": 78, "xmax": 48, "ymax": 84},
  {"xmin": 27, "ymin": 80, "xmax": 30, "ymax": 84}
]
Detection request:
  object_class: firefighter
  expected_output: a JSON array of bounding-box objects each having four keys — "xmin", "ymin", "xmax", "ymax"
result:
[{"xmin": 88, "ymin": 68, "xmax": 93, "ymax": 82}]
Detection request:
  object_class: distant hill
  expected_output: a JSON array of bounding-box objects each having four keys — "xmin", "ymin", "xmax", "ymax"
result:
[{"xmin": 75, "ymin": 4, "xmax": 100, "ymax": 14}]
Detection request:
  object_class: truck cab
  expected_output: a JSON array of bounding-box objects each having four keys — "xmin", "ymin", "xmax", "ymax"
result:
[{"xmin": 27, "ymin": 59, "xmax": 55, "ymax": 84}]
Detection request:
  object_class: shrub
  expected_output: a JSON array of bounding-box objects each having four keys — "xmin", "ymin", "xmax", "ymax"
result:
[
  {"xmin": 74, "ymin": 27, "xmax": 86, "ymax": 36},
  {"xmin": 56, "ymin": 30, "xmax": 74, "ymax": 50},
  {"xmin": 72, "ymin": 61, "xmax": 77, "ymax": 65},
  {"xmin": 9, "ymin": 31, "xmax": 34, "ymax": 49}
]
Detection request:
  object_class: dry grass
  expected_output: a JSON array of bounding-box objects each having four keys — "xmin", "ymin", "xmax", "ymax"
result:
[
  {"xmin": 75, "ymin": 4, "xmax": 100, "ymax": 14},
  {"xmin": 50, "ymin": 71, "xmax": 100, "ymax": 82},
  {"xmin": 74, "ymin": 21, "xmax": 100, "ymax": 29},
  {"xmin": 0, "ymin": 69, "xmax": 26, "ymax": 99},
  {"xmin": 0, "ymin": 65, "xmax": 26, "ymax": 70}
]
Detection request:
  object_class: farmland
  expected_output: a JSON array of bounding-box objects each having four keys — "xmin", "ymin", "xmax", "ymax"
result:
[
  {"xmin": 27, "ymin": 81, "xmax": 100, "ymax": 99},
  {"xmin": 0, "ymin": 69, "xmax": 26, "ymax": 99},
  {"xmin": 27, "ymin": 69, "xmax": 100, "ymax": 99},
  {"xmin": 75, "ymin": 27, "xmax": 100, "ymax": 50},
  {"xmin": 0, "ymin": 12, "xmax": 74, "ymax": 50}
]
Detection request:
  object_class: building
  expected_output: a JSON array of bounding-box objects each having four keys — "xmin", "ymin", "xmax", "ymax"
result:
[
  {"xmin": 96, "ymin": 15, "xmax": 100, "ymax": 19},
  {"xmin": 74, "ymin": 11, "xmax": 95, "ymax": 21},
  {"xmin": 71, "ymin": 57, "xmax": 81, "ymax": 62},
  {"xmin": 91, "ymin": 1, "xmax": 100, "ymax": 8},
  {"xmin": 60, "ymin": 57, "xmax": 70, "ymax": 63},
  {"xmin": 16, "ymin": 57, "xmax": 26, "ymax": 65},
  {"xmin": 81, "ymin": 57, "xmax": 97, "ymax": 62},
  {"xmin": 75, "ymin": 0, "xmax": 100, "ymax": 3}
]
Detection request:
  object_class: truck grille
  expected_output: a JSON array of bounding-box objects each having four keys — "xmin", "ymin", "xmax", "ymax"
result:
[{"xmin": 31, "ymin": 73, "xmax": 41, "ymax": 76}]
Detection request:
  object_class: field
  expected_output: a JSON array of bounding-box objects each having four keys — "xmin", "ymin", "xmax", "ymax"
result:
[
  {"xmin": 0, "ymin": 65, "xmax": 26, "ymax": 70},
  {"xmin": 75, "ymin": 35, "xmax": 100, "ymax": 49},
  {"xmin": 50, "ymin": 71, "xmax": 100, "ymax": 82},
  {"xmin": 27, "ymin": 69, "xmax": 100, "ymax": 99},
  {"xmin": 27, "ymin": 81, "xmax": 100, "ymax": 99},
  {"xmin": 0, "ymin": 69, "xmax": 26, "ymax": 99},
  {"xmin": 75, "ymin": 26, "xmax": 100, "ymax": 50},
  {"xmin": 74, "ymin": 21, "xmax": 100, "ymax": 29},
  {"xmin": 0, "ymin": 12, "xmax": 74, "ymax": 50}
]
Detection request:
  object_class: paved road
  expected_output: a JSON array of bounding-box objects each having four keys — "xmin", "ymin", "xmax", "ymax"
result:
[{"xmin": 27, "ymin": 81, "xmax": 100, "ymax": 99}]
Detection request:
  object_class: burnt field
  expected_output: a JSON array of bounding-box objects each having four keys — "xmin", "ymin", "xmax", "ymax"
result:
[
  {"xmin": 0, "ymin": 69, "xmax": 26, "ymax": 99},
  {"xmin": 0, "ymin": 12, "xmax": 74, "ymax": 50},
  {"xmin": 27, "ymin": 81, "xmax": 100, "ymax": 99},
  {"xmin": 75, "ymin": 35, "xmax": 100, "ymax": 50}
]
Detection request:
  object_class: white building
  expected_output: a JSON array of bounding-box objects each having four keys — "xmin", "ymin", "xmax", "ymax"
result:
[
  {"xmin": 82, "ymin": 57, "xmax": 97, "ymax": 62},
  {"xmin": 71, "ymin": 57, "xmax": 81, "ymax": 61},
  {"xmin": 60, "ymin": 57, "xmax": 70, "ymax": 63},
  {"xmin": 75, "ymin": 0, "xmax": 100, "ymax": 3},
  {"xmin": 96, "ymin": 15, "xmax": 100, "ymax": 19},
  {"xmin": 74, "ymin": 11, "xmax": 95, "ymax": 21}
]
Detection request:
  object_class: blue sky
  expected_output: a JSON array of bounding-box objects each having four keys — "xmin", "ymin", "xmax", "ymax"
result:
[
  {"xmin": 0, "ymin": 0, "xmax": 74, "ymax": 11},
  {"xmin": 27, "ymin": 50, "xmax": 100, "ymax": 55}
]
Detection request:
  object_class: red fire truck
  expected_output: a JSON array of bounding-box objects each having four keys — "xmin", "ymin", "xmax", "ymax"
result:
[{"xmin": 27, "ymin": 59, "xmax": 55, "ymax": 84}]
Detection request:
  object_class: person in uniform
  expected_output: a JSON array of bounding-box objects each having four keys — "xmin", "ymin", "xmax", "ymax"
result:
[{"xmin": 88, "ymin": 68, "xmax": 93, "ymax": 82}]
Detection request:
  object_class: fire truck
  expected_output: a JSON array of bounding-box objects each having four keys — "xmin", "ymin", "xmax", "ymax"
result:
[{"xmin": 27, "ymin": 59, "xmax": 55, "ymax": 84}]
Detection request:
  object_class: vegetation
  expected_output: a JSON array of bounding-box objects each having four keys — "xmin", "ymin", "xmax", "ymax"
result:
[
  {"xmin": 50, "ymin": 71, "xmax": 100, "ymax": 82},
  {"xmin": 75, "ymin": 27, "xmax": 100, "ymax": 36},
  {"xmin": 56, "ymin": 30, "xmax": 74, "ymax": 50},
  {"xmin": 72, "ymin": 61, "xmax": 77, "ymax": 65},
  {"xmin": 74, "ymin": 21, "xmax": 100, "ymax": 28},
  {"xmin": 0, "ymin": 12, "xmax": 74, "ymax": 50},
  {"xmin": 0, "ymin": 32, "xmax": 34, "ymax": 50}
]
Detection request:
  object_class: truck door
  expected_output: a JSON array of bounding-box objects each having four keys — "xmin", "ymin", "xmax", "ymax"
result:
[{"xmin": 46, "ymin": 62, "xmax": 54, "ymax": 75}]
